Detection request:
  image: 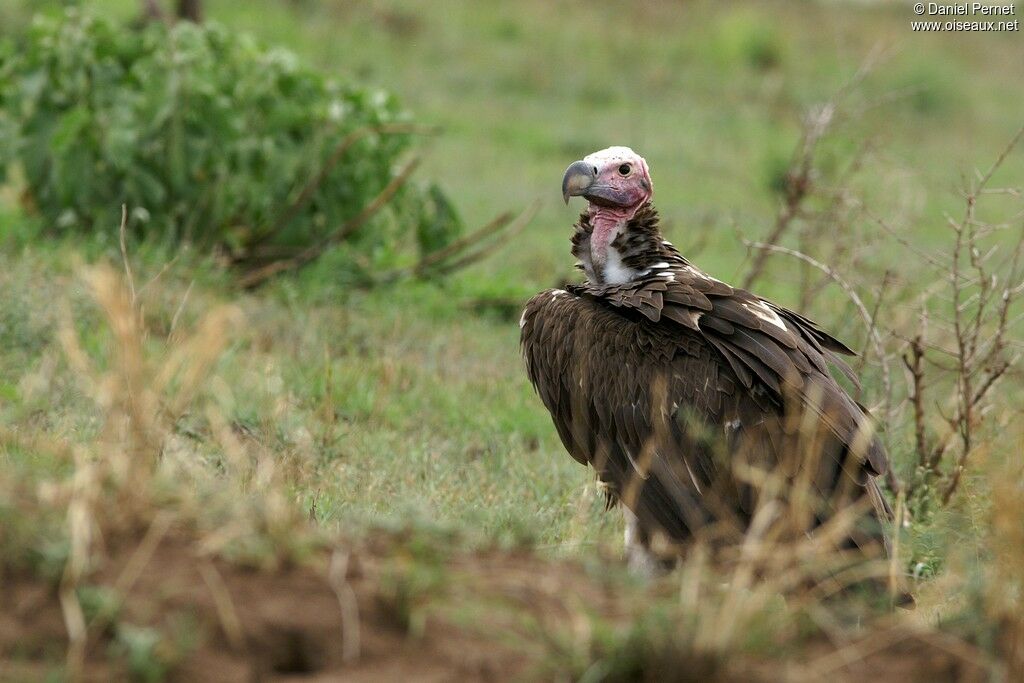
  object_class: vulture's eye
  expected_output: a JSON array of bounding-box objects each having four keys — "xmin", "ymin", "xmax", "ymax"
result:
[{"xmin": 618, "ymin": 163, "xmax": 631, "ymax": 176}]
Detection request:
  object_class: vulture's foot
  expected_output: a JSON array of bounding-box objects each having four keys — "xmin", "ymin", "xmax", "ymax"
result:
[{"xmin": 623, "ymin": 508, "xmax": 677, "ymax": 578}]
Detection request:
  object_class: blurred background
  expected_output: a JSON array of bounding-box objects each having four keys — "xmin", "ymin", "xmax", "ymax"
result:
[
  {"xmin": 3, "ymin": 0, "xmax": 1024, "ymax": 581},
  {"xmin": 4, "ymin": 0, "xmax": 1023, "ymax": 293},
  {"xmin": 2, "ymin": 2, "xmax": 1024, "ymax": 678}
]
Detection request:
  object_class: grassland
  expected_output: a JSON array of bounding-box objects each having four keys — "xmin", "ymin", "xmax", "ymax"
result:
[{"xmin": 2, "ymin": 0, "xmax": 1024, "ymax": 680}]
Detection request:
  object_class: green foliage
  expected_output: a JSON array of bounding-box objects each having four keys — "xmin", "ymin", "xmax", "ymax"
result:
[
  {"xmin": 0, "ymin": 9, "xmax": 459, "ymax": 275},
  {"xmin": 77, "ymin": 584, "xmax": 122, "ymax": 625},
  {"xmin": 415, "ymin": 183, "xmax": 464, "ymax": 259},
  {"xmin": 109, "ymin": 624, "xmax": 172, "ymax": 683}
]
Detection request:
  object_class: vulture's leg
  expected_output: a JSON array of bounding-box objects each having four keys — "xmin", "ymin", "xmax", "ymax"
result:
[{"xmin": 623, "ymin": 508, "xmax": 676, "ymax": 577}]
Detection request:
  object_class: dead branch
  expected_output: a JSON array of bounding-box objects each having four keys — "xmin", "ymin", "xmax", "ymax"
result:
[
  {"xmin": 140, "ymin": 0, "xmax": 166, "ymax": 22},
  {"xmin": 853, "ymin": 272, "xmax": 891, "ymax": 394},
  {"xmin": 370, "ymin": 201, "xmax": 541, "ymax": 285},
  {"xmin": 901, "ymin": 306, "xmax": 930, "ymax": 474},
  {"xmin": 740, "ymin": 103, "xmax": 831, "ymax": 290},
  {"xmin": 238, "ymin": 155, "xmax": 422, "ymax": 288},
  {"xmin": 898, "ymin": 125, "xmax": 1024, "ymax": 505},
  {"xmin": 410, "ymin": 210, "xmax": 515, "ymax": 273},
  {"xmin": 137, "ymin": 0, "xmax": 203, "ymax": 23},
  {"xmin": 177, "ymin": 0, "xmax": 203, "ymax": 22},
  {"xmin": 252, "ymin": 122, "xmax": 440, "ymax": 250},
  {"xmin": 742, "ymin": 240, "xmax": 894, "ymax": 421},
  {"xmin": 418, "ymin": 201, "xmax": 541, "ymax": 277},
  {"xmin": 741, "ymin": 49, "xmax": 885, "ymax": 290}
]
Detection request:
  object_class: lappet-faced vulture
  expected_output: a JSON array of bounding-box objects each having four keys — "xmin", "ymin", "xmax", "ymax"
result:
[{"xmin": 521, "ymin": 147, "xmax": 907, "ymax": 601}]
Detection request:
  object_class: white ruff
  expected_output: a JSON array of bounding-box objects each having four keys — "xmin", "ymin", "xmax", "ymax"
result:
[{"xmin": 602, "ymin": 246, "xmax": 642, "ymax": 285}]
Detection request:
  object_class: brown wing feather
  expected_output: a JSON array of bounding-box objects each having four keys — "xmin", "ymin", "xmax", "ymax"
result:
[
  {"xmin": 524, "ymin": 255, "xmax": 891, "ymax": 544},
  {"xmin": 574, "ymin": 264, "xmax": 889, "ymax": 476},
  {"xmin": 521, "ymin": 291, "xmax": 589, "ymax": 465},
  {"xmin": 522, "ymin": 289, "xmax": 726, "ymax": 539},
  {"xmin": 525, "ymin": 206, "xmax": 903, "ymax": 600}
]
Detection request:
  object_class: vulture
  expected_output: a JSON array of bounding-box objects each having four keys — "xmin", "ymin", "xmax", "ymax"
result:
[{"xmin": 521, "ymin": 147, "xmax": 904, "ymax": 596}]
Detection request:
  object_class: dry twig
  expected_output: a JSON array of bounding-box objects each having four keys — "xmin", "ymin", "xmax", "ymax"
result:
[
  {"xmin": 742, "ymin": 240, "xmax": 894, "ymax": 427},
  {"xmin": 741, "ymin": 49, "xmax": 885, "ymax": 290},
  {"xmin": 239, "ymin": 155, "xmax": 423, "ymax": 287},
  {"xmin": 254, "ymin": 122, "xmax": 439, "ymax": 250},
  {"xmin": 899, "ymin": 125, "xmax": 1024, "ymax": 504}
]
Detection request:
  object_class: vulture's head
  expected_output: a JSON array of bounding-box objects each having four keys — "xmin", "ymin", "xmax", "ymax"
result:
[{"xmin": 562, "ymin": 146, "xmax": 653, "ymax": 215}]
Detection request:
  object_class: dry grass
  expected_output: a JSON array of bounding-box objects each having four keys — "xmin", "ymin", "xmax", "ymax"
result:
[
  {"xmin": 0, "ymin": 125, "xmax": 1021, "ymax": 681},
  {"xmin": 0, "ymin": 249, "xmax": 1016, "ymax": 680},
  {"xmin": 1, "ymin": 2, "xmax": 1023, "ymax": 678}
]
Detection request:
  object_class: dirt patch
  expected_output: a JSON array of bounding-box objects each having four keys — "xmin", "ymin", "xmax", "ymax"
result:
[
  {"xmin": 0, "ymin": 528, "xmax": 993, "ymax": 682},
  {"xmin": 1, "ymin": 530, "xmax": 535, "ymax": 682}
]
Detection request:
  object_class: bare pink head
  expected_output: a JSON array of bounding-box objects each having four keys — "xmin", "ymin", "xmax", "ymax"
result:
[
  {"xmin": 562, "ymin": 147, "xmax": 654, "ymax": 276},
  {"xmin": 561, "ymin": 146, "xmax": 653, "ymax": 218}
]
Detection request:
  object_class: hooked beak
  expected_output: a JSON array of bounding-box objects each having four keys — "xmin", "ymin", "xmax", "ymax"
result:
[
  {"xmin": 561, "ymin": 160, "xmax": 595, "ymax": 204},
  {"xmin": 561, "ymin": 159, "xmax": 634, "ymax": 207}
]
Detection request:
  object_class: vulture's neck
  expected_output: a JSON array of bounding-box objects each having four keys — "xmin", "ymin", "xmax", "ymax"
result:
[{"xmin": 572, "ymin": 202, "xmax": 672, "ymax": 285}]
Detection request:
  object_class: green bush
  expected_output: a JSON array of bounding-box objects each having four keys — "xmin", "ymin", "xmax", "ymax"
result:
[{"xmin": 0, "ymin": 10, "xmax": 460, "ymax": 276}]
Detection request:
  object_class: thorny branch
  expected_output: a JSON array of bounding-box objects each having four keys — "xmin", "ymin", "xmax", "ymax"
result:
[
  {"xmin": 743, "ymin": 123, "xmax": 1024, "ymax": 508},
  {"xmin": 743, "ymin": 240, "xmax": 902, "ymax": 495},
  {"xmin": 740, "ymin": 103, "xmax": 833, "ymax": 291},
  {"xmin": 743, "ymin": 241, "xmax": 894, "ymax": 417},
  {"xmin": 901, "ymin": 125, "xmax": 1024, "ymax": 505},
  {"xmin": 741, "ymin": 48, "xmax": 886, "ymax": 291},
  {"xmin": 236, "ymin": 122, "xmax": 530, "ymax": 289}
]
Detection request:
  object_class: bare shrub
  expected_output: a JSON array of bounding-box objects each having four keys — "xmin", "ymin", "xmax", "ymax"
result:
[
  {"xmin": 741, "ymin": 75, "xmax": 1024, "ymax": 513},
  {"xmin": 896, "ymin": 127, "xmax": 1024, "ymax": 507},
  {"xmin": 741, "ymin": 49, "xmax": 886, "ymax": 297}
]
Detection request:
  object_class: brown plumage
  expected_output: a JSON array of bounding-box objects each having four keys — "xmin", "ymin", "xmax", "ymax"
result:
[{"xmin": 523, "ymin": 147, "xmax": 902, "ymax": 593}]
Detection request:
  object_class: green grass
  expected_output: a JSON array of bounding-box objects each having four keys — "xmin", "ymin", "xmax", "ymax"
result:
[
  {"xmin": 2, "ymin": 1, "xmax": 1024, "ymax": 676},
  {"xmin": 3, "ymin": 0, "xmax": 1024, "ymax": 556}
]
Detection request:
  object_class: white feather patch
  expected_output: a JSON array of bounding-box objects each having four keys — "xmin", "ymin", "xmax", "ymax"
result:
[
  {"xmin": 603, "ymin": 248, "xmax": 641, "ymax": 285},
  {"xmin": 684, "ymin": 461, "xmax": 703, "ymax": 494},
  {"xmin": 623, "ymin": 447, "xmax": 651, "ymax": 479},
  {"xmin": 743, "ymin": 300, "xmax": 788, "ymax": 331}
]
